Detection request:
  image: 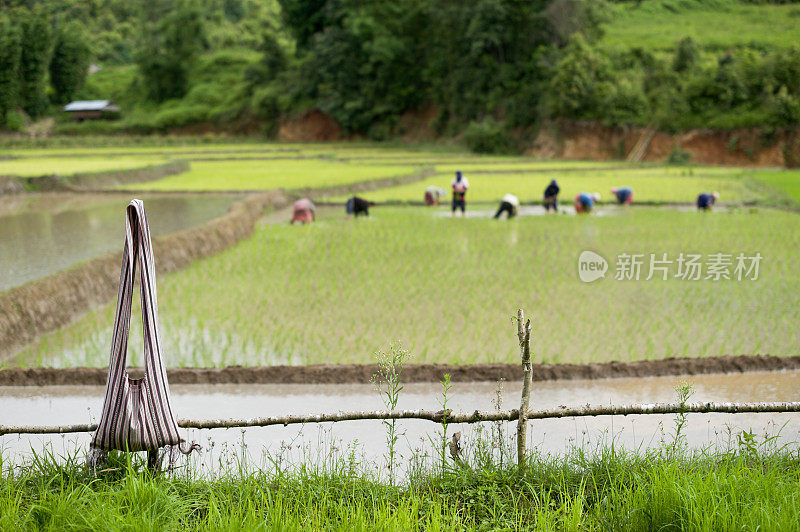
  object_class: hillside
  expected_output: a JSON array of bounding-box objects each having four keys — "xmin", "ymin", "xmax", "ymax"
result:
[{"xmin": 0, "ymin": 0, "xmax": 797, "ymax": 148}]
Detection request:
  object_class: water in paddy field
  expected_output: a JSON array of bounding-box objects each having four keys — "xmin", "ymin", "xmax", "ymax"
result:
[
  {"xmin": 2, "ymin": 371, "xmax": 799, "ymax": 475},
  {"xmin": 0, "ymin": 193, "xmax": 239, "ymax": 291}
]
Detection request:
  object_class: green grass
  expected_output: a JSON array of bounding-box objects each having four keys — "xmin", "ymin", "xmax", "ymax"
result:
[
  {"xmin": 2, "ymin": 444, "xmax": 800, "ymax": 530},
  {"xmin": 329, "ymin": 166, "xmax": 763, "ymax": 204},
  {"xmin": 0, "ymin": 156, "xmax": 169, "ymax": 177},
  {"xmin": 602, "ymin": 0, "xmax": 800, "ymax": 52},
  {"xmin": 14, "ymin": 206, "xmax": 800, "ymax": 368},
  {"xmin": 116, "ymin": 159, "xmax": 424, "ymax": 191}
]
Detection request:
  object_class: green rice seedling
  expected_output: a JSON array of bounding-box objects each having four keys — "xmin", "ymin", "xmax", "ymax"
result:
[
  {"xmin": 11, "ymin": 206, "xmax": 800, "ymax": 368},
  {"xmin": 329, "ymin": 165, "xmax": 768, "ymax": 204},
  {"xmin": 116, "ymin": 159, "xmax": 425, "ymax": 191}
]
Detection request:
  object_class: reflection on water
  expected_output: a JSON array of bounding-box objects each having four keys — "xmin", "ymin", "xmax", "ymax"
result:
[
  {"xmin": 2, "ymin": 370, "xmax": 799, "ymax": 473},
  {"xmin": 0, "ymin": 193, "xmax": 239, "ymax": 291}
]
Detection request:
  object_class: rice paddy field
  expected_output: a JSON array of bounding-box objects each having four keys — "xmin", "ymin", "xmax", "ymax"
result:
[
  {"xmin": 2, "ymin": 141, "xmax": 800, "ymax": 368},
  {"xmin": 11, "ymin": 202, "xmax": 800, "ymax": 368}
]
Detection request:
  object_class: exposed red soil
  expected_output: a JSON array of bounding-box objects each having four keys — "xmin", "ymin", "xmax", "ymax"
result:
[
  {"xmin": 2, "ymin": 355, "xmax": 798, "ymax": 386},
  {"xmin": 278, "ymin": 109, "xmax": 343, "ymax": 142},
  {"xmin": 528, "ymin": 120, "xmax": 798, "ymax": 167}
]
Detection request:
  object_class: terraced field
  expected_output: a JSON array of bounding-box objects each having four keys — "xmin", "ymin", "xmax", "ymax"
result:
[
  {"xmin": 4, "ymin": 141, "xmax": 799, "ymax": 368},
  {"xmin": 13, "ymin": 205, "xmax": 799, "ymax": 368}
]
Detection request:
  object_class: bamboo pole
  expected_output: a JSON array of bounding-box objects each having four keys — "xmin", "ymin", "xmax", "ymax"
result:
[
  {"xmin": 516, "ymin": 309, "xmax": 533, "ymax": 469},
  {"xmin": 5, "ymin": 401, "xmax": 798, "ymax": 436}
]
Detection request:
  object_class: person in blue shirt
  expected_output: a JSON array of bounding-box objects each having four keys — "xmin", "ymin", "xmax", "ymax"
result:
[
  {"xmin": 543, "ymin": 179, "xmax": 560, "ymax": 212},
  {"xmin": 611, "ymin": 187, "xmax": 633, "ymax": 205},
  {"xmin": 574, "ymin": 192, "xmax": 601, "ymax": 213},
  {"xmin": 697, "ymin": 191, "xmax": 720, "ymax": 210}
]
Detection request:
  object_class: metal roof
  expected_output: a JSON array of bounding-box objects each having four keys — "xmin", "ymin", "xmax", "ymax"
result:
[{"xmin": 63, "ymin": 100, "xmax": 117, "ymax": 112}]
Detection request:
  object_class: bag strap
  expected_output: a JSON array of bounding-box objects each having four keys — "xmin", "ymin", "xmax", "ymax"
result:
[
  {"xmin": 92, "ymin": 199, "xmax": 183, "ymax": 451},
  {"xmin": 100, "ymin": 200, "xmax": 175, "ymax": 404}
]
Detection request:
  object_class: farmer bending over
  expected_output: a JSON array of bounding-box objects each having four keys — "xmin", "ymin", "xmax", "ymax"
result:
[
  {"xmin": 494, "ymin": 193, "xmax": 520, "ymax": 219},
  {"xmin": 697, "ymin": 191, "xmax": 720, "ymax": 211},
  {"xmin": 290, "ymin": 198, "xmax": 316, "ymax": 224},
  {"xmin": 611, "ymin": 187, "xmax": 633, "ymax": 205},
  {"xmin": 543, "ymin": 179, "xmax": 560, "ymax": 213},
  {"xmin": 346, "ymin": 196, "xmax": 375, "ymax": 217},
  {"xmin": 424, "ymin": 186, "xmax": 447, "ymax": 206},
  {"xmin": 451, "ymin": 170, "xmax": 469, "ymax": 217},
  {"xmin": 574, "ymin": 192, "xmax": 601, "ymax": 214}
]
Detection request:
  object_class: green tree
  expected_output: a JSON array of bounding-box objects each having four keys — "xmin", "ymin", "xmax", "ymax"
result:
[
  {"xmin": 547, "ymin": 34, "xmax": 611, "ymax": 118},
  {"xmin": 19, "ymin": 9, "xmax": 53, "ymax": 118},
  {"xmin": 49, "ymin": 21, "xmax": 91, "ymax": 104},
  {"xmin": 672, "ymin": 37, "xmax": 699, "ymax": 73},
  {"xmin": 135, "ymin": 1, "xmax": 205, "ymax": 102},
  {"xmin": 0, "ymin": 16, "xmax": 22, "ymax": 127}
]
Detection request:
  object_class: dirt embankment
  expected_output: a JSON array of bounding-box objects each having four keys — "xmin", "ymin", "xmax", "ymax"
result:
[
  {"xmin": 279, "ymin": 109, "xmax": 343, "ymax": 142},
  {"xmin": 0, "ymin": 160, "xmax": 191, "ymax": 195},
  {"xmin": 0, "ymin": 191, "xmax": 289, "ymax": 359},
  {"xmin": 2, "ymin": 355, "xmax": 798, "ymax": 386},
  {"xmin": 271, "ymin": 109, "xmax": 798, "ymax": 167},
  {"xmin": 528, "ymin": 121, "xmax": 798, "ymax": 167}
]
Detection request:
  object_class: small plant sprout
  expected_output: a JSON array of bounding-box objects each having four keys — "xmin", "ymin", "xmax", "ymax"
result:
[
  {"xmin": 436, "ymin": 373, "xmax": 455, "ymax": 470},
  {"xmin": 371, "ymin": 342, "xmax": 410, "ymax": 484},
  {"xmin": 668, "ymin": 380, "xmax": 695, "ymax": 457}
]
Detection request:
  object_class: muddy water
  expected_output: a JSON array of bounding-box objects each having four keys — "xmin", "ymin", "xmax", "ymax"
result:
[
  {"xmin": 0, "ymin": 193, "xmax": 239, "ymax": 291},
  {"xmin": 436, "ymin": 204, "xmax": 738, "ymax": 218},
  {"xmin": 2, "ymin": 371, "xmax": 799, "ymax": 473}
]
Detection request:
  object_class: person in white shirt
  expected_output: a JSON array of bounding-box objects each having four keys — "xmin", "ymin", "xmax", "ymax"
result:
[
  {"xmin": 494, "ymin": 193, "xmax": 520, "ymax": 219},
  {"xmin": 451, "ymin": 170, "xmax": 469, "ymax": 217}
]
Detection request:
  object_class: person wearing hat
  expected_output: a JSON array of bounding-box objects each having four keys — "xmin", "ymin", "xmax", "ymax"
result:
[
  {"xmin": 543, "ymin": 179, "xmax": 560, "ymax": 213},
  {"xmin": 574, "ymin": 192, "xmax": 601, "ymax": 213},
  {"xmin": 424, "ymin": 186, "xmax": 447, "ymax": 206},
  {"xmin": 697, "ymin": 191, "xmax": 720, "ymax": 211},
  {"xmin": 451, "ymin": 170, "xmax": 469, "ymax": 217},
  {"xmin": 494, "ymin": 193, "xmax": 520, "ymax": 219},
  {"xmin": 611, "ymin": 186, "xmax": 633, "ymax": 205},
  {"xmin": 290, "ymin": 198, "xmax": 316, "ymax": 224}
]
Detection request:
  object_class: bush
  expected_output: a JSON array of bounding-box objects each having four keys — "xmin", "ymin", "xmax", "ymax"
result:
[
  {"xmin": 462, "ymin": 118, "xmax": 516, "ymax": 154},
  {"xmin": 4, "ymin": 109, "xmax": 25, "ymax": 132},
  {"xmin": 667, "ymin": 146, "xmax": 692, "ymax": 164}
]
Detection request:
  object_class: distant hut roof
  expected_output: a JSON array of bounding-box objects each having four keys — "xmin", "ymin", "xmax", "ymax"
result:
[{"xmin": 63, "ymin": 100, "xmax": 120, "ymax": 112}]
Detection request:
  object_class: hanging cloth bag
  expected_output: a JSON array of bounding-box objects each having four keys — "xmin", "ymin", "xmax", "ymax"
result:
[{"xmin": 90, "ymin": 199, "xmax": 192, "ymax": 459}]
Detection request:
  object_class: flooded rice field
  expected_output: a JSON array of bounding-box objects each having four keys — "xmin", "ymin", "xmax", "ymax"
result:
[
  {"xmin": 0, "ymin": 193, "xmax": 239, "ymax": 291},
  {"xmin": 2, "ymin": 370, "xmax": 799, "ymax": 473}
]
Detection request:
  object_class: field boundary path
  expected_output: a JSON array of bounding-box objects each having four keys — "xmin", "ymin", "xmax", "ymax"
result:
[
  {"xmin": 0, "ymin": 191, "xmax": 289, "ymax": 359},
  {"xmin": 0, "ymin": 160, "xmax": 190, "ymax": 194},
  {"xmin": 2, "ymin": 354, "xmax": 798, "ymax": 386}
]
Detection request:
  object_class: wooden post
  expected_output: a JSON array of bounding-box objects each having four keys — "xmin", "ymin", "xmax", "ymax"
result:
[{"xmin": 516, "ymin": 309, "xmax": 532, "ymax": 469}]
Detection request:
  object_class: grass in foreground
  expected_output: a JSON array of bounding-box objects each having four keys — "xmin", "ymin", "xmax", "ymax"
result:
[
  {"xmin": 2, "ymin": 443, "xmax": 799, "ymax": 531},
  {"xmin": 15, "ymin": 206, "xmax": 800, "ymax": 367}
]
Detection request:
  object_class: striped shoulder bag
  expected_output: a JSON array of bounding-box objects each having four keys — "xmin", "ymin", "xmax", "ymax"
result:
[{"xmin": 89, "ymin": 199, "xmax": 198, "ymax": 468}]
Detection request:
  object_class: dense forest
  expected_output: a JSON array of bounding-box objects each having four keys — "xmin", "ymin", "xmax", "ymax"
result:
[{"xmin": 0, "ymin": 0, "xmax": 798, "ymax": 148}]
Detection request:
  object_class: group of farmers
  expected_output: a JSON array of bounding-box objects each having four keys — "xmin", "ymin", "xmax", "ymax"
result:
[{"xmin": 290, "ymin": 170, "xmax": 721, "ymax": 223}]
